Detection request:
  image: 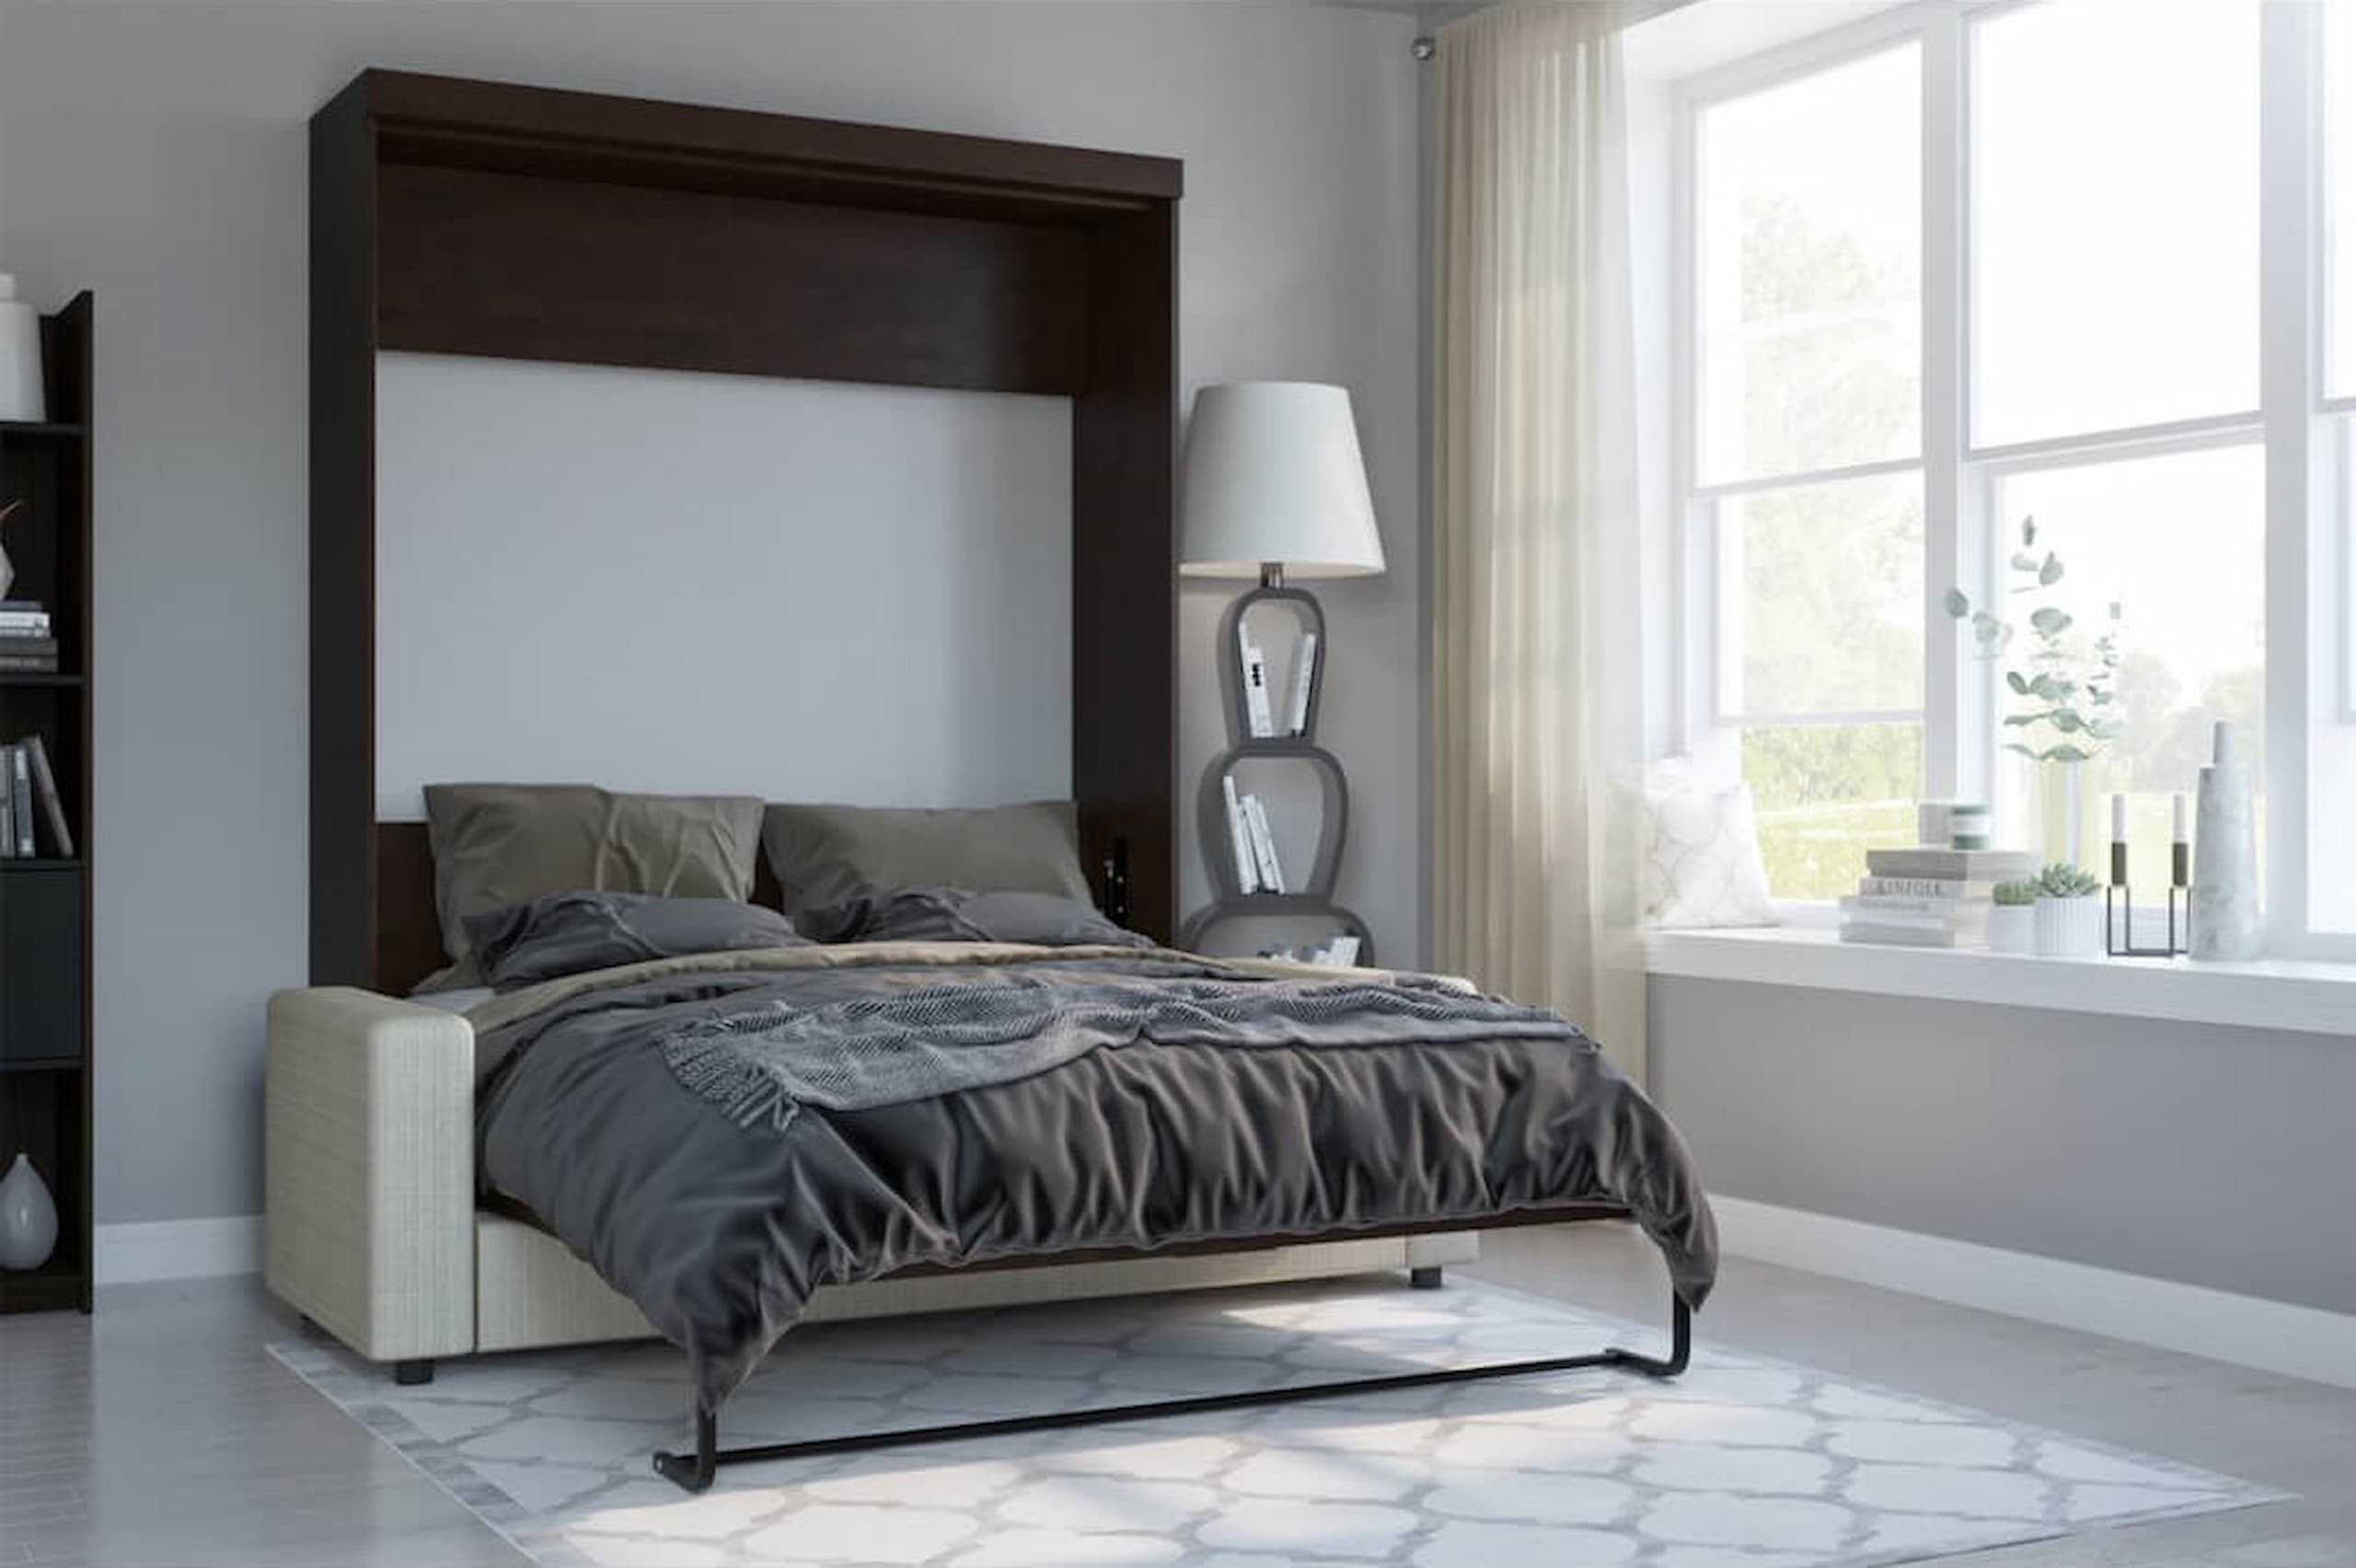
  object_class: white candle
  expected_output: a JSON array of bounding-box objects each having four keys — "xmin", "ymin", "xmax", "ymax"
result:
[
  {"xmin": 2111, "ymin": 793, "xmax": 2126, "ymax": 844},
  {"xmin": 2172, "ymin": 792, "xmax": 2188, "ymax": 842}
]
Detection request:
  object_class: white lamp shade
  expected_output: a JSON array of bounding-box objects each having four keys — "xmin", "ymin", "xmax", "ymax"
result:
[{"xmin": 1178, "ymin": 381, "xmax": 1385, "ymax": 579}]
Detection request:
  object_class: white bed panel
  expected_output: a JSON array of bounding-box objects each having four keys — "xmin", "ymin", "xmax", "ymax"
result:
[{"xmin": 373, "ymin": 352, "xmax": 1073, "ymax": 819}]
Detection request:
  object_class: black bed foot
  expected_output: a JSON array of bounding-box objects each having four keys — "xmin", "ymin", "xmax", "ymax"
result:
[
  {"xmin": 392, "ymin": 1359, "xmax": 435, "ymax": 1387},
  {"xmin": 653, "ymin": 1409, "xmax": 719, "ymax": 1493},
  {"xmin": 297, "ymin": 1312, "xmax": 326, "ymax": 1338},
  {"xmin": 1409, "ymin": 1265, "xmax": 1445, "ymax": 1290}
]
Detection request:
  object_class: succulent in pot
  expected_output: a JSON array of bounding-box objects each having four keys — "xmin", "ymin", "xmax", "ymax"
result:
[
  {"xmin": 1985, "ymin": 879, "xmax": 2038, "ymax": 955},
  {"xmin": 2030, "ymin": 861, "xmax": 2105, "ymax": 958}
]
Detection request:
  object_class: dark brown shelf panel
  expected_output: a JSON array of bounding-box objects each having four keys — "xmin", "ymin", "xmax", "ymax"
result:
[
  {"xmin": 0, "ymin": 1055, "xmax": 82, "ymax": 1075},
  {"xmin": 0, "ymin": 859, "xmax": 84, "ymax": 871},
  {"xmin": 0, "ymin": 420, "xmax": 87, "ymax": 445},
  {"xmin": 0, "ymin": 672, "xmax": 81, "ymax": 687},
  {"xmin": 0, "ymin": 1262, "xmax": 87, "ymax": 1314}
]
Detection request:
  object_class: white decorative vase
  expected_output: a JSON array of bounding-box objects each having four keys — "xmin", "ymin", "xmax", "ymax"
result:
[
  {"xmin": 1984, "ymin": 905, "xmax": 2036, "ymax": 955},
  {"xmin": 2033, "ymin": 895, "xmax": 2103, "ymax": 958},
  {"xmin": 0, "ymin": 272, "xmax": 44, "ymax": 423},
  {"xmin": 2190, "ymin": 720, "xmax": 2263, "ymax": 961},
  {"xmin": 0, "ymin": 1153, "xmax": 59, "ymax": 1272}
]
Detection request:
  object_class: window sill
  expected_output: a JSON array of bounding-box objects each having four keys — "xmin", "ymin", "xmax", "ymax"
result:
[{"xmin": 1641, "ymin": 925, "xmax": 2356, "ymax": 1037}]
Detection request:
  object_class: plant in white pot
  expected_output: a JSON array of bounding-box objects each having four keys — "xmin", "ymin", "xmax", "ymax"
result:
[
  {"xmin": 1985, "ymin": 879, "xmax": 2038, "ymax": 954},
  {"xmin": 2031, "ymin": 861, "xmax": 2105, "ymax": 958}
]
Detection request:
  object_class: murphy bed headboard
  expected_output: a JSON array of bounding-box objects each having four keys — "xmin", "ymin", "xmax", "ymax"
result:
[{"xmin": 308, "ymin": 69, "xmax": 1181, "ymax": 991}]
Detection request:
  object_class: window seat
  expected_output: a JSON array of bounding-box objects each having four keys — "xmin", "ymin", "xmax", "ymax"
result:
[{"xmin": 1643, "ymin": 925, "xmax": 2356, "ymax": 1037}]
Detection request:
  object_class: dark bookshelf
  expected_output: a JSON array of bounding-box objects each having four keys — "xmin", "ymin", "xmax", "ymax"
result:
[{"xmin": 0, "ymin": 291, "xmax": 93, "ymax": 1315}]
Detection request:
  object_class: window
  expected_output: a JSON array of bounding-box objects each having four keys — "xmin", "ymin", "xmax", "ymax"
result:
[
  {"xmin": 2330, "ymin": 2, "xmax": 2354, "ymax": 403},
  {"xmin": 1971, "ymin": 0, "xmax": 2258, "ymax": 447},
  {"xmin": 1674, "ymin": 0, "xmax": 2349, "ymax": 956},
  {"xmin": 1691, "ymin": 44, "xmax": 1924, "ymax": 898}
]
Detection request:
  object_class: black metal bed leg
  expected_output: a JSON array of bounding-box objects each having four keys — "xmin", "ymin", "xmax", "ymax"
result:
[
  {"xmin": 392, "ymin": 1359, "xmax": 434, "ymax": 1387},
  {"xmin": 1409, "ymin": 1265, "xmax": 1445, "ymax": 1290},
  {"xmin": 648, "ymin": 1287, "xmax": 1692, "ymax": 1494},
  {"xmin": 653, "ymin": 1406, "xmax": 719, "ymax": 1493},
  {"xmin": 1602, "ymin": 1293, "xmax": 1691, "ymax": 1378}
]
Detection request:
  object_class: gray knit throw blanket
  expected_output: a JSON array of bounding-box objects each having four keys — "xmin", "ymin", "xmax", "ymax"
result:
[{"xmin": 662, "ymin": 974, "xmax": 1582, "ymax": 1133}]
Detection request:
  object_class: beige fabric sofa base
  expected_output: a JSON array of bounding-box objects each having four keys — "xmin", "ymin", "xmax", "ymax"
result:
[
  {"xmin": 265, "ymin": 984, "xmax": 1477, "ymax": 1373},
  {"xmin": 475, "ymin": 1215, "xmax": 1476, "ymax": 1355}
]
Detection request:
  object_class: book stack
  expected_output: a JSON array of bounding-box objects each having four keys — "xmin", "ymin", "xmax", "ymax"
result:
[
  {"xmin": 0, "ymin": 734, "xmax": 74, "ymax": 859},
  {"xmin": 0, "ymin": 599, "xmax": 56, "ymax": 673},
  {"xmin": 1839, "ymin": 846, "xmax": 2038, "ymax": 947},
  {"xmin": 1258, "ymin": 933, "xmax": 1363, "ymax": 967},
  {"xmin": 1238, "ymin": 628, "xmax": 1321, "ymax": 740},
  {"xmin": 1220, "ymin": 773, "xmax": 1288, "ymax": 894}
]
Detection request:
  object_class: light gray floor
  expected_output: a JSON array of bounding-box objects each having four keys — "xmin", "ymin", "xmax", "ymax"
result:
[{"xmin": 1, "ymin": 1226, "xmax": 2350, "ymax": 1567}]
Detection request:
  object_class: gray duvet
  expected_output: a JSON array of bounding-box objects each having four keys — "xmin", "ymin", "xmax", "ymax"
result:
[{"xmin": 468, "ymin": 942, "xmax": 1717, "ymax": 1416}]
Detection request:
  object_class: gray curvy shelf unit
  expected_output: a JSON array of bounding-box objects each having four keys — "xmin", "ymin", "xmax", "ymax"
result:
[{"xmin": 1179, "ymin": 583, "xmax": 1374, "ymax": 963}]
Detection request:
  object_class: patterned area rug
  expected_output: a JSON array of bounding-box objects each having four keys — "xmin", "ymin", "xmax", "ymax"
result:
[{"xmin": 269, "ymin": 1276, "xmax": 2285, "ymax": 1568}]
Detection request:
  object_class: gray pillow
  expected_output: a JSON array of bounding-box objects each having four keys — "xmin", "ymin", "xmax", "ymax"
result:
[
  {"xmin": 424, "ymin": 783, "xmax": 766, "ymax": 967},
  {"xmin": 466, "ymin": 891, "xmax": 808, "ymax": 991},
  {"xmin": 760, "ymin": 800, "xmax": 1094, "ymax": 913},
  {"xmin": 800, "ymin": 886, "xmax": 1149, "ymax": 948}
]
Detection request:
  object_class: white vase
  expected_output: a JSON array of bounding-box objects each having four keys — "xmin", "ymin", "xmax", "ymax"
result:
[
  {"xmin": 2190, "ymin": 720, "xmax": 2263, "ymax": 961},
  {"xmin": 0, "ymin": 272, "xmax": 44, "ymax": 423},
  {"xmin": 2033, "ymin": 895, "xmax": 2104, "ymax": 958},
  {"xmin": 1984, "ymin": 905, "xmax": 2036, "ymax": 954},
  {"xmin": 0, "ymin": 1152, "xmax": 59, "ymax": 1271}
]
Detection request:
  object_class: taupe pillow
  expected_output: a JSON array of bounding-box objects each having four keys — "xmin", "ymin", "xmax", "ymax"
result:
[
  {"xmin": 760, "ymin": 800, "xmax": 1093, "ymax": 914},
  {"xmin": 423, "ymin": 784, "xmax": 765, "ymax": 968}
]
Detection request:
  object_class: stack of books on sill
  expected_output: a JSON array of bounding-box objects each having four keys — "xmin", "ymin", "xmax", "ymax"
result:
[
  {"xmin": 0, "ymin": 600, "xmax": 57, "ymax": 673},
  {"xmin": 1839, "ymin": 846, "xmax": 2038, "ymax": 948},
  {"xmin": 0, "ymin": 733, "xmax": 74, "ymax": 859}
]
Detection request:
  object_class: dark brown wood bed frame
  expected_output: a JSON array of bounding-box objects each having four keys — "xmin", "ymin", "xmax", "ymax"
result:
[{"xmin": 306, "ymin": 68, "xmax": 1687, "ymax": 1495}]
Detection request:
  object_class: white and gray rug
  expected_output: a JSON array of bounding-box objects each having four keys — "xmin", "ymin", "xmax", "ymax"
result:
[{"xmin": 270, "ymin": 1276, "xmax": 2285, "ymax": 1568}]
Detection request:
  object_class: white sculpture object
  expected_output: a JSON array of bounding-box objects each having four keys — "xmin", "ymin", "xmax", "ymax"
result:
[
  {"xmin": 0, "ymin": 1152, "xmax": 59, "ymax": 1272},
  {"xmin": 2189, "ymin": 720, "xmax": 2263, "ymax": 961},
  {"xmin": 0, "ymin": 272, "xmax": 45, "ymax": 423}
]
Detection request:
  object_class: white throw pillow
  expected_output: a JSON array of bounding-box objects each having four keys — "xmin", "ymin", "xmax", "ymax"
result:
[{"xmin": 1638, "ymin": 766, "xmax": 1776, "ymax": 928}]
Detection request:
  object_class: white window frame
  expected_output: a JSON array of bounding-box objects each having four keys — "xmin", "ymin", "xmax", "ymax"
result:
[{"xmin": 1670, "ymin": 0, "xmax": 2354, "ymax": 959}]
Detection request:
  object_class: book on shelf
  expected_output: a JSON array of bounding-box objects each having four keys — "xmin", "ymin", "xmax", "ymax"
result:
[
  {"xmin": 1221, "ymin": 773, "xmax": 1260, "ymax": 894},
  {"xmin": 6, "ymin": 744, "xmax": 31, "ymax": 859},
  {"xmin": 21, "ymin": 734, "xmax": 71, "ymax": 859},
  {"xmin": 0, "ymin": 615, "xmax": 52, "ymax": 636},
  {"xmin": 1862, "ymin": 847, "xmax": 2038, "ymax": 881},
  {"xmin": 1243, "ymin": 793, "xmax": 1287, "ymax": 894},
  {"xmin": 1839, "ymin": 894, "xmax": 1980, "ymax": 919},
  {"xmin": 1239, "ymin": 628, "xmax": 1276, "ymax": 738},
  {"xmin": 1285, "ymin": 632, "xmax": 1319, "ymax": 736}
]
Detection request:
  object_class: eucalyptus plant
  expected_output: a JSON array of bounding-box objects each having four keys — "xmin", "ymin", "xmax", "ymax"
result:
[{"xmin": 1943, "ymin": 514, "xmax": 2122, "ymax": 766}]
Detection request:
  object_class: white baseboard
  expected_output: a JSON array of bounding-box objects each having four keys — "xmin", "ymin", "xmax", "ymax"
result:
[
  {"xmin": 95, "ymin": 1214, "xmax": 260, "ymax": 1285},
  {"xmin": 1712, "ymin": 1195, "xmax": 2356, "ymax": 1391}
]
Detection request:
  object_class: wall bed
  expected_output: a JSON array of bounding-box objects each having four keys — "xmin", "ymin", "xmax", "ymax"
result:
[{"xmin": 271, "ymin": 69, "xmax": 1714, "ymax": 1496}]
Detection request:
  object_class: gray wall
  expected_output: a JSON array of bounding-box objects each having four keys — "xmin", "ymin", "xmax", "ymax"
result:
[
  {"xmin": 0, "ymin": 0, "xmax": 1424, "ymax": 1227},
  {"xmin": 1651, "ymin": 976, "xmax": 2356, "ymax": 1315}
]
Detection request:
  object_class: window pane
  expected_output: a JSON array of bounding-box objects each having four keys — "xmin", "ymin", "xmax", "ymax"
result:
[
  {"xmin": 1719, "ymin": 471, "xmax": 1923, "ymax": 717},
  {"xmin": 1744, "ymin": 722, "xmax": 1923, "ymax": 900},
  {"xmin": 2331, "ymin": 0, "xmax": 2355, "ymax": 401},
  {"xmin": 1697, "ymin": 44, "xmax": 1921, "ymax": 484},
  {"xmin": 1992, "ymin": 444, "xmax": 2265, "ymax": 882},
  {"xmin": 1972, "ymin": 0, "xmax": 2258, "ymax": 446}
]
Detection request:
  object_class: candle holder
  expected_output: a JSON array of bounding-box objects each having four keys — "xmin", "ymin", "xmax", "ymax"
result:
[{"xmin": 2105, "ymin": 838, "xmax": 2189, "ymax": 958}]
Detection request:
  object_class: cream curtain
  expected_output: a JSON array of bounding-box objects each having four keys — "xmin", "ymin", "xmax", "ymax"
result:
[{"xmin": 1433, "ymin": 2, "xmax": 1647, "ymax": 1078}]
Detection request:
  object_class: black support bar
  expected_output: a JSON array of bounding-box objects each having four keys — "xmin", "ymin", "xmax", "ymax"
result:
[{"xmin": 653, "ymin": 1288, "xmax": 1692, "ymax": 1494}]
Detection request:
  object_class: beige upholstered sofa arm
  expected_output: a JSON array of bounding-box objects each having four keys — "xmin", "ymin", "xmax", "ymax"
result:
[{"xmin": 264, "ymin": 987, "xmax": 475, "ymax": 1365}]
